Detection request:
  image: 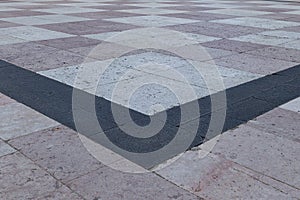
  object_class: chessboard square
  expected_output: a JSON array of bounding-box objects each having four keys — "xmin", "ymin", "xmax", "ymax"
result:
[
  {"xmin": 230, "ymin": 34, "xmax": 295, "ymax": 46},
  {"xmin": 94, "ymin": 27, "xmax": 220, "ymax": 48},
  {"xmin": 200, "ymin": 8, "xmax": 272, "ymax": 17},
  {"xmin": 258, "ymin": 30, "xmax": 300, "ymax": 40},
  {"xmin": 104, "ymin": 16, "xmax": 199, "ymax": 27},
  {"xmin": 117, "ymin": 8, "xmax": 187, "ymax": 15},
  {"xmin": 0, "ymin": 7, "xmax": 21, "ymax": 12},
  {"xmin": 0, "ymin": 26, "xmax": 74, "ymax": 41},
  {"xmin": 0, "ymin": 34, "xmax": 26, "ymax": 45},
  {"xmin": 283, "ymin": 10, "xmax": 300, "ymax": 15},
  {"xmin": 278, "ymin": 40, "xmax": 300, "ymax": 51},
  {"xmin": 35, "ymin": 14, "xmax": 93, "ymax": 23},
  {"xmin": 212, "ymin": 17, "xmax": 300, "ymax": 29},
  {"xmin": 33, "ymin": 7, "xmax": 104, "ymax": 14},
  {"xmin": 127, "ymin": 3, "xmax": 180, "ymax": 8},
  {"xmin": 0, "ymin": 15, "xmax": 92, "ymax": 25},
  {"xmin": 195, "ymin": 3, "xmax": 245, "ymax": 9}
]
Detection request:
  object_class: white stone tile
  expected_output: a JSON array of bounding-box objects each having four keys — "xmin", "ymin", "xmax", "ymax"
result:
[
  {"xmin": 258, "ymin": 30, "xmax": 300, "ymax": 40},
  {"xmin": 104, "ymin": 15, "xmax": 199, "ymax": 27},
  {"xmin": 264, "ymin": 4, "xmax": 300, "ymax": 9},
  {"xmin": 230, "ymin": 34, "xmax": 295, "ymax": 46},
  {"xmin": 0, "ymin": 103, "xmax": 59, "ymax": 140},
  {"xmin": 0, "ymin": 7, "xmax": 21, "ymax": 12},
  {"xmin": 118, "ymin": 8, "xmax": 187, "ymax": 15},
  {"xmin": 173, "ymin": 45, "xmax": 234, "ymax": 62},
  {"xmin": 278, "ymin": 39, "xmax": 300, "ymax": 50},
  {"xmin": 0, "ymin": 26, "xmax": 74, "ymax": 41},
  {"xmin": 101, "ymin": 27, "xmax": 219, "ymax": 48},
  {"xmin": 280, "ymin": 97, "xmax": 300, "ymax": 113},
  {"xmin": 283, "ymin": 10, "xmax": 300, "ymax": 15},
  {"xmin": 200, "ymin": 8, "xmax": 272, "ymax": 17},
  {"xmin": 0, "ymin": 140, "xmax": 16, "ymax": 157},
  {"xmin": 83, "ymin": 31, "xmax": 121, "ymax": 41},
  {"xmin": 0, "ymin": 15, "xmax": 92, "ymax": 25},
  {"xmin": 0, "ymin": 16, "xmax": 51, "ymax": 26},
  {"xmin": 212, "ymin": 17, "xmax": 300, "ymax": 29},
  {"xmin": 195, "ymin": 3, "xmax": 244, "ymax": 9},
  {"xmin": 57, "ymin": 2, "xmax": 109, "ymax": 7},
  {"xmin": 33, "ymin": 7, "xmax": 104, "ymax": 14},
  {"xmin": 94, "ymin": 74, "xmax": 210, "ymax": 115},
  {"xmin": 38, "ymin": 59, "xmax": 133, "ymax": 91},
  {"xmin": 127, "ymin": 3, "xmax": 179, "ymax": 8},
  {"xmin": 159, "ymin": 62, "xmax": 262, "ymax": 90},
  {"xmin": 0, "ymin": 34, "xmax": 26, "ymax": 45}
]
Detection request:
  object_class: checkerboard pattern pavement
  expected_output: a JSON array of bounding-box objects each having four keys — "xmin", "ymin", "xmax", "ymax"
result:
[
  {"xmin": 1, "ymin": 0, "xmax": 300, "ymax": 115},
  {"xmin": 0, "ymin": 0, "xmax": 300, "ymax": 199}
]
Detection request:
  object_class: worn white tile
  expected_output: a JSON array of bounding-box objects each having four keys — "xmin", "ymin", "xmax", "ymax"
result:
[
  {"xmin": 160, "ymin": 62, "xmax": 263, "ymax": 90},
  {"xmin": 212, "ymin": 17, "xmax": 300, "ymax": 29},
  {"xmin": 230, "ymin": 34, "xmax": 295, "ymax": 46},
  {"xmin": 127, "ymin": 3, "xmax": 179, "ymax": 8},
  {"xmin": 0, "ymin": 34, "xmax": 26, "ymax": 45},
  {"xmin": 0, "ymin": 7, "xmax": 21, "ymax": 12},
  {"xmin": 1, "ymin": 15, "xmax": 91, "ymax": 25},
  {"xmin": 278, "ymin": 39, "xmax": 300, "ymax": 50},
  {"xmin": 104, "ymin": 16, "xmax": 199, "ymax": 27},
  {"xmin": 0, "ymin": 26, "xmax": 74, "ymax": 41},
  {"xmin": 34, "ymin": 7, "xmax": 104, "ymax": 14},
  {"xmin": 118, "ymin": 8, "xmax": 187, "ymax": 15},
  {"xmin": 195, "ymin": 3, "xmax": 244, "ymax": 9},
  {"xmin": 258, "ymin": 30, "xmax": 300, "ymax": 39},
  {"xmin": 200, "ymin": 8, "xmax": 272, "ymax": 17},
  {"xmin": 102, "ymin": 28, "xmax": 220, "ymax": 49},
  {"xmin": 283, "ymin": 10, "xmax": 300, "ymax": 15}
]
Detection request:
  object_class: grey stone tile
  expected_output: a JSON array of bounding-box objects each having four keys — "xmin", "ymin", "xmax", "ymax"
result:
[
  {"xmin": 9, "ymin": 49, "xmax": 87, "ymax": 72},
  {"xmin": 0, "ymin": 42, "xmax": 58, "ymax": 61},
  {"xmin": 8, "ymin": 125, "xmax": 103, "ymax": 182},
  {"xmin": 68, "ymin": 42, "xmax": 135, "ymax": 61},
  {"xmin": 211, "ymin": 125, "xmax": 300, "ymax": 189},
  {"xmin": 248, "ymin": 108, "xmax": 300, "ymax": 142},
  {"xmin": 166, "ymin": 21, "xmax": 266, "ymax": 38},
  {"xmin": 36, "ymin": 36, "xmax": 103, "ymax": 50},
  {"xmin": 156, "ymin": 153, "xmax": 297, "ymax": 199},
  {"xmin": 246, "ymin": 46, "xmax": 300, "ymax": 62},
  {"xmin": 0, "ymin": 152, "xmax": 76, "ymax": 200},
  {"xmin": 0, "ymin": 102, "xmax": 59, "ymax": 140},
  {"xmin": 201, "ymin": 39, "xmax": 269, "ymax": 53},
  {"xmin": 209, "ymin": 53, "xmax": 297, "ymax": 75},
  {"xmin": 36, "ymin": 187, "xmax": 83, "ymax": 200},
  {"xmin": 68, "ymin": 166, "xmax": 200, "ymax": 200},
  {"xmin": 0, "ymin": 93, "xmax": 15, "ymax": 106}
]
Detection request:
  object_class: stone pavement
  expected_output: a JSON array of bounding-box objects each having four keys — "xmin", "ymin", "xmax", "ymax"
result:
[{"xmin": 0, "ymin": 0, "xmax": 300, "ymax": 199}]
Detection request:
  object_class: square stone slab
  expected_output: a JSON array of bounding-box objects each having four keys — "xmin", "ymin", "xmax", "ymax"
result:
[{"xmin": 104, "ymin": 16, "xmax": 199, "ymax": 27}]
